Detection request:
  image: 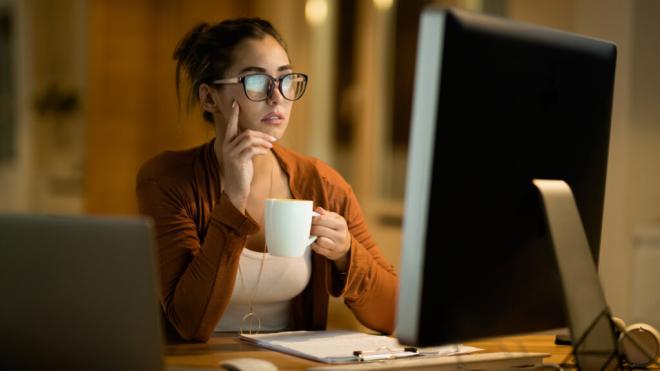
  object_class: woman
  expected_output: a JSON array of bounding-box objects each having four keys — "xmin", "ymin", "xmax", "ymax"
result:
[{"xmin": 136, "ymin": 18, "xmax": 398, "ymax": 342}]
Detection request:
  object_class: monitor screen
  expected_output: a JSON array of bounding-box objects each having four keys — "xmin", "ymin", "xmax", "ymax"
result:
[{"xmin": 396, "ymin": 7, "xmax": 616, "ymax": 347}]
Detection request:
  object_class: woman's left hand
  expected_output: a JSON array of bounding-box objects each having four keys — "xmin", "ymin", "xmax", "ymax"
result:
[{"xmin": 310, "ymin": 207, "xmax": 351, "ymax": 271}]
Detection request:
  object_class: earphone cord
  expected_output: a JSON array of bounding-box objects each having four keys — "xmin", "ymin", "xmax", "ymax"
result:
[
  {"xmin": 559, "ymin": 308, "xmax": 660, "ymax": 369},
  {"xmin": 559, "ymin": 308, "xmax": 614, "ymax": 369}
]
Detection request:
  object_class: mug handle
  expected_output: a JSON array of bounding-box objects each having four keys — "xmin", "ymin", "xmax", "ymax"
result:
[{"xmin": 308, "ymin": 211, "xmax": 321, "ymax": 246}]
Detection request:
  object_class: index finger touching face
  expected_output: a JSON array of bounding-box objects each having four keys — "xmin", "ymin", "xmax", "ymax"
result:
[{"xmin": 224, "ymin": 100, "xmax": 240, "ymax": 144}]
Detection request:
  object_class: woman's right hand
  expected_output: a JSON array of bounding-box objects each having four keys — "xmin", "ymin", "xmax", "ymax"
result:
[{"xmin": 216, "ymin": 101, "xmax": 276, "ymax": 212}]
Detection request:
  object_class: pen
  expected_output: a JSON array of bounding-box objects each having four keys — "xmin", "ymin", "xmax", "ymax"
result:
[{"xmin": 353, "ymin": 347, "xmax": 419, "ymax": 362}]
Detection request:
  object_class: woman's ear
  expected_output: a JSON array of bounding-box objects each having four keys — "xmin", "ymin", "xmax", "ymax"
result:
[{"xmin": 199, "ymin": 83, "xmax": 220, "ymax": 114}]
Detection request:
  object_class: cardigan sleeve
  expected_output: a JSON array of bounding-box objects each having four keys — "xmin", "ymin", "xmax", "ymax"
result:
[
  {"xmin": 136, "ymin": 175, "xmax": 258, "ymax": 342},
  {"xmin": 324, "ymin": 182, "xmax": 399, "ymax": 334}
]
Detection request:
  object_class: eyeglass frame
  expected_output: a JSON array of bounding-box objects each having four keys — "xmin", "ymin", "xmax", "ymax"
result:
[{"xmin": 210, "ymin": 72, "xmax": 308, "ymax": 102}]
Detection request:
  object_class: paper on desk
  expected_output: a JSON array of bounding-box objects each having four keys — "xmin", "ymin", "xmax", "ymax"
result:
[{"xmin": 240, "ymin": 330, "xmax": 482, "ymax": 363}]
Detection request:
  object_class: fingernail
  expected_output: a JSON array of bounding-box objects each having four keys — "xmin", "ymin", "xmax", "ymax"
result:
[
  {"xmin": 232, "ymin": 100, "xmax": 237, "ymax": 108},
  {"xmin": 269, "ymin": 136, "xmax": 277, "ymax": 142}
]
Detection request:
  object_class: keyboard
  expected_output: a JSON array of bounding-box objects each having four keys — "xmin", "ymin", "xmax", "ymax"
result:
[{"xmin": 308, "ymin": 351, "xmax": 550, "ymax": 370}]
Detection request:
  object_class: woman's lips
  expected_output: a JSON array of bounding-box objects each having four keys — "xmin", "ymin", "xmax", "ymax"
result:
[{"xmin": 261, "ymin": 112, "xmax": 285, "ymax": 125}]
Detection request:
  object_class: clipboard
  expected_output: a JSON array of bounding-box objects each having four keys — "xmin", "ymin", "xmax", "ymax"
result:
[{"xmin": 240, "ymin": 330, "xmax": 481, "ymax": 364}]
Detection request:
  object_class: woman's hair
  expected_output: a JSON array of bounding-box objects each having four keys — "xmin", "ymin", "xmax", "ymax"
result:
[{"xmin": 173, "ymin": 18, "xmax": 288, "ymax": 123}]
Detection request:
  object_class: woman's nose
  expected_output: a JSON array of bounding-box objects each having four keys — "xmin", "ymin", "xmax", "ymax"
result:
[{"xmin": 266, "ymin": 81, "xmax": 284, "ymax": 105}]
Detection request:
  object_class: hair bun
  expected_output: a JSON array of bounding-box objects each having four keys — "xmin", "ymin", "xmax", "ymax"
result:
[{"xmin": 172, "ymin": 22, "xmax": 209, "ymax": 63}]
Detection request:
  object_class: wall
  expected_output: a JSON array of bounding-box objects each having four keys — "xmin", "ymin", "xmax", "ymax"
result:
[
  {"xmin": 0, "ymin": 0, "xmax": 25, "ymax": 211},
  {"xmin": 573, "ymin": 0, "xmax": 635, "ymax": 324},
  {"xmin": 86, "ymin": 1, "xmax": 248, "ymax": 214},
  {"xmin": 85, "ymin": 0, "xmax": 320, "ymax": 215},
  {"xmin": 509, "ymin": 0, "xmax": 575, "ymax": 31},
  {"xmin": 627, "ymin": 0, "xmax": 660, "ymax": 325},
  {"xmin": 574, "ymin": 0, "xmax": 660, "ymax": 324},
  {"xmin": 629, "ymin": 1, "xmax": 660, "ymax": 229},
  {"xmin": 1, "ymin": 0, "xmax": 326, "ymax": 215},
  {"xmin": 0, "ymin": 0, "xmax": 86, "ymax": 214}
]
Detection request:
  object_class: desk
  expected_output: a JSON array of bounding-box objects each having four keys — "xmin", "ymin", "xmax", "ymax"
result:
[{"xmin": 165, "ymin": 334, "xmax": 572, "ymax": 370}]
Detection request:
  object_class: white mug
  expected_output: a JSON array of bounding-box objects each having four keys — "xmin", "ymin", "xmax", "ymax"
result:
[{"xmin": 264, "ymin": 198, "xmax": 319, "ymax": 257}]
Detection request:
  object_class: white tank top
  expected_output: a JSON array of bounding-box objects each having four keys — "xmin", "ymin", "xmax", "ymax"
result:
[{"xmin": 215, "ymin": 245, "xmax": 312, "ymax": 332}]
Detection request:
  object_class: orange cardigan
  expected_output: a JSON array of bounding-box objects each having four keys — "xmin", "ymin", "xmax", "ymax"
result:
[{"xmin": 136, "ymin": 140, "xmax": 398, "ymax": 342}]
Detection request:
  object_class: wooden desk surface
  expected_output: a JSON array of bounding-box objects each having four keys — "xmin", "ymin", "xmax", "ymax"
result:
[
  {"xmin": 465, "ymin": 334, "xmax": 572, "ymax": 365},
  {"xmin": 165, "ymin": 333, "xmax": 318, "ymax": 370},
  {"xmin": 165, "ymin": 333, "xmax": 573, "ymax": 370}
]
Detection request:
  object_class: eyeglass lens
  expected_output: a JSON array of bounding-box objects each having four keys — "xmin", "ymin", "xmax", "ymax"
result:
[{"xmin": 243, "ymin": 74, "xmax": 307, "ymax": 101}]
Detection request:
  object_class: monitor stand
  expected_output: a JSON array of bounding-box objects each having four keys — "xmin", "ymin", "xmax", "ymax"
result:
[{"xmin": 532, "ymin": 179, "xmax": 622, "ymax": 370}]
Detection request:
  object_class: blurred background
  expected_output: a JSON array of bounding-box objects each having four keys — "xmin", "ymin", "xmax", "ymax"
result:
[{"xmin": 1, "ymin": 0, "xmax": 659, "ymax": 332}]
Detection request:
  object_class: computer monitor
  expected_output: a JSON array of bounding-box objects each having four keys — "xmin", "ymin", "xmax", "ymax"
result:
[{"xmin": 396, "ymin": 7, "xmax": 617, "ymax": 348}]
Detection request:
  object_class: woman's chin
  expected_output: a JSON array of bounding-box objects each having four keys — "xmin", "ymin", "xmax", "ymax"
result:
[
  {"xmin": 260, "ymin": 124, "xmax": 287, "ymax": 140},
  {"xmin": 238, "ymin": 122, "xmax": 285, "ymax": 139}
]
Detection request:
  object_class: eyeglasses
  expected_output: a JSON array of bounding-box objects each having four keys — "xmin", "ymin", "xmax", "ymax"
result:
[{"xmin": 211, "ymin": 73, "xmax": 308, "ymax": 102}]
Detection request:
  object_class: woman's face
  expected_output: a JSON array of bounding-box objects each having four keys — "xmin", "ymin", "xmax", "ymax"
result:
[{"xmin": 215, "ymin": 35, "xmax": 295, "ymax": 140}]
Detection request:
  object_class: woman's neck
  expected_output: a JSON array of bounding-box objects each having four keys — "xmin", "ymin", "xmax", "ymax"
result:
[{"xmin": 251, "ymin": 151, "xmax": 275, "ymax": 181}]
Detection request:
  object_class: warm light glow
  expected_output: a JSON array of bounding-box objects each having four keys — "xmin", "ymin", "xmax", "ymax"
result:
[
  {"xmin": 305, "ymin": 0, "xmax": 328, "ymax": 26},
  {"xmin": 373, "ymin": 0, "xmax": 394, "ymax": 11}
]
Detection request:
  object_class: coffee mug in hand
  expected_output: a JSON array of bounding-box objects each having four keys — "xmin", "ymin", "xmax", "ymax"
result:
[{"xmin": 264, "ymin": 199, "xmax": 319, "ymax": 257}]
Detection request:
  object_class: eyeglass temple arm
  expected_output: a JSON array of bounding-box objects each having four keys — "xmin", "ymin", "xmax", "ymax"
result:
[{"xmin": 211, "ymin": 77, "xmax": 241, "ymax": 84}]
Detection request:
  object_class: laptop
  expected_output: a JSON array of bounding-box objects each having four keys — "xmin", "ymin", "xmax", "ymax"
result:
[{"xmin": 0, "ymin": 214, "xmax": 165, "ymax": 370}]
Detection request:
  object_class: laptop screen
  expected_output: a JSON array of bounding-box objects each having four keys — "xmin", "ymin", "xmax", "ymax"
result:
[{"xmin": 0, "ymin": 214, "xmax": 164, "ymax": 371}]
